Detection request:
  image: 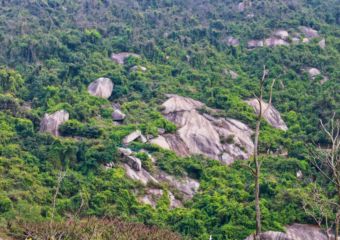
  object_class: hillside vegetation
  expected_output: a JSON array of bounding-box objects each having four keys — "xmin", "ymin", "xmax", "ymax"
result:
[{"xmin": 0, "ymin": 0, "xmax": 339, "ymax": 239}]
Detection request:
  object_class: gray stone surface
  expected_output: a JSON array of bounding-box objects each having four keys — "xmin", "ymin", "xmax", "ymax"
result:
[
  {"xmin": 39, "ymin": 110, "xmax": 69, "ymax": 136},
  {"xmin": 246, "ymin": 99, "xmax": 288, "ymax": 131},
  {"xmin": 88, "ymin": 77, "xmax": 113, "ymax": 99}
]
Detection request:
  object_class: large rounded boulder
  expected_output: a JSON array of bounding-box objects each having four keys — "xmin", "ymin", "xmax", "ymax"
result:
[{"xmin": 88, "ymin": 77, "xmax": 114, "ymax": 99}]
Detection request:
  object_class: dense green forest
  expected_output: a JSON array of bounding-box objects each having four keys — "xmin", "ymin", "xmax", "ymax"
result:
[{"xmin": 0, "ymin": 0, "xmax": 339, "ymax": 239}]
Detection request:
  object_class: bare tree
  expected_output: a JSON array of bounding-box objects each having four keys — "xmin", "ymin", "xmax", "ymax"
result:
[
  {"xmin": 309, "ymin": 114, "xmax": 340, "ymax": 239},
  {"xmin": 244, "ymin": 66, "xmax": 276, "ymax": 239}
]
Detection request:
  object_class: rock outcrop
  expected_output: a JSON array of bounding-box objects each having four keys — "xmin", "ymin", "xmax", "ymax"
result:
[
  {"xmin": 116, "ymin": 146, "xmax": 200, "ymax": 208},
  {"xmin": 139, "ymin": 189, "xmax": 182, "ymax": 209},
  {"xmin": 244, "ymin": 224, "xmax": 329, "ymax": 240},
  {"xmin": 156, "ymin": 171, "xmax": 200, "ymax": 200},
  {"xmin": 40, "ymin": 110, "xmax": 69, "ymax": 136},
  {"xmin": 111, "ymin": 52, "xmax": 140, "ymax": 65},
  {"xmin": 152, "ymin": 95, "xmax": 254, "ymax": 164},
  {"xmin": 123, "ymin": 164, "xmax": 158, "ymax": 185},
  {"xmin": 88, "ymin": 77, "xmax": 114, "ymax": 99},
  {"xmin": 246, "ymin": 99, "xmax": 288, "ymax": 131}
]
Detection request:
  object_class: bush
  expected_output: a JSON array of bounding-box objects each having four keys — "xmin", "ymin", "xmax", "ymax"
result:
[
  {"xmin": 0, "ymin": 195, "xmax": 12, "ymax": 213},
  {"xmin": 59, "ymin": 120, "xmax": 102, "ymax": 138}
]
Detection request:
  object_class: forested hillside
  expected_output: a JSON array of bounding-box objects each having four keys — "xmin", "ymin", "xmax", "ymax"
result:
[{"xmin": 0, "ymin": 0, "xmax": 339, "ymax": 239}]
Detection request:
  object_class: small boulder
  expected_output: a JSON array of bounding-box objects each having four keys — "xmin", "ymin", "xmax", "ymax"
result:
[
  {"xmin": 88, "ymin": 77, "xmax": 113, "ymax": 99},
  {"xmin": 112, "ymin": 109, "xmax": 126, "ymax": 121},
  {"xmin": 123, "ymin": 130, "xmax": 147, "ymax": 145},
  {"xmin": 302, "ymin": 38, "xmax": 310, "ymax": 43},
  {"xmin": 130, "ymin": 65, "xmax": 147, "ymax": 72},
  {"xmin": 318, "ymin": 38, "xmax": 326, "ymax": 49},
  {"xmin": 296, "ymin": 170, "xmax": 303, "ymax": 179},
  {"xmin": 307, "ymin": 68, "xmax": 321, "ymax": 79},
  {"xmin": 40, "ymin": 110, "xmax": 69, "ymax": 136}
]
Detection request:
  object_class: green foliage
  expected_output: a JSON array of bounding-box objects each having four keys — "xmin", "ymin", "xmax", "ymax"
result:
[
  {"xmin": 0, "ymin": 67, "xmax": 24, "ymax": 94},
  {"xmin": 0, "ymin": 0, "xmax": 338, "ymax": 239}
]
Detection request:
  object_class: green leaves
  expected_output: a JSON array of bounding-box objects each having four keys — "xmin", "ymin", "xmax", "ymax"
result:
[{"xmin": 0, "ymin": 67, "xmax": 24, "ymax": 95}]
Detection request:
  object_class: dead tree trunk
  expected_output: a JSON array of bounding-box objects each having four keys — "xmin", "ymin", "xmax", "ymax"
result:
[{"xmin": 252, "ymin": 66, "xmax": 275, "ymax": 239}]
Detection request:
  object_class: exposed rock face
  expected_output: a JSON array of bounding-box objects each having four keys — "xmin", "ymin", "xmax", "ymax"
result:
[
  {"xmin": 88, "ymin": 77, "xmax": 114, "ymax": 99},
  {"xmin": 244, "ymin": 224, "xmax": 329, "ymax": 240},
  {"xmin": 246, "ymin": 99, "xmax": 288, "ymax": 131},
  {"xmin": 152, "ymin": 95, "xmax": 254, "ymax": 164},
  {"xmin": 112, "ymin": 109, "xmax": 126, "ymax": 121},
  {"xmin": 139, "ymin": 189, "xmax": 182, "ymax": 209},
  {"xmin": 299, "ymin": 26, "xmax": 319, "ymax": 38},
  {"xmin": 119, "ymin": 147, "xmax": 200, "ymax": 207},
  {"xmin": 150, "ymin": 135, "xmax": 171, "ymax": 150},
  {"xmin": 40, "ymin": 110, "xmax": 69, "ymax": 136},
  {"xmin": 111, "ymin": 52, "xmax": 140, "ymax": 65},
  {"xmin": 123, "ymin": 164, "xmax": 158, "ymax": 185},
  {"xmin": 118, "ymin": 147, "xmax": 142, "ymax": 171}
]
